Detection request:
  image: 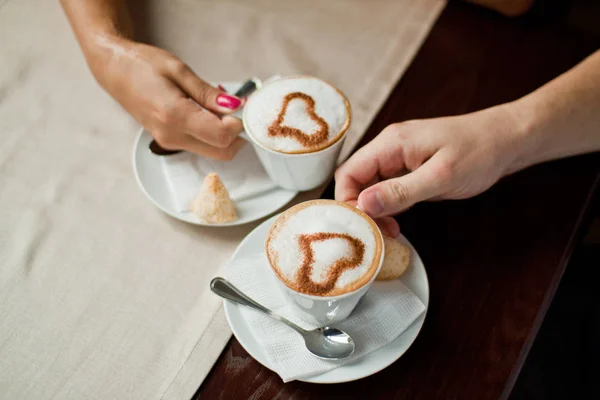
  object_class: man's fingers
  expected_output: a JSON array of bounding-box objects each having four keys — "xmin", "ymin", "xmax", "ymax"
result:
[
  {"xmin": 168, "ymin": 60, "xmax": 242, "ymax": 114},
  {"xmin": 375, "ymin": 217, "xmax": 400, "ymax": 238},
  {"xmin": 358, "ymin": 154, "xmax": 448, "ymax": 218},
  {"xmin": 334, "ymin": 157, "xmax": 378, "ymax": 203},
  {"xmin": 337, "ymin": 199, "xmax": 399, "ymax": 237},
  {"xmin": 335, "ymin": 128, "xmax": 407, "ymax": 203}
]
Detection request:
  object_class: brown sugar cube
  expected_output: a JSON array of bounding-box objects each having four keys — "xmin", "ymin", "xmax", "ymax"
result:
[{"xmin": 192, "ymin": 173, "xmax": 238, "ymax": 224}]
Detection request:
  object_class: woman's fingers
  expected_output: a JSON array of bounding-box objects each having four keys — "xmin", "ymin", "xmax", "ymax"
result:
[
  {"xmin": 168, "ymin": 60, "xmax": 242, "ymax": 114},
  {"xmin": 182, "ymin": 102, "xmax": 243, "ymax": 148},
  {"xmin": 179, "ymin": 136, "xmax": 246, "ymax": 160},
  {"xmin": 151, "ymin": 89, "xmax": 245, "ymax": 159}
]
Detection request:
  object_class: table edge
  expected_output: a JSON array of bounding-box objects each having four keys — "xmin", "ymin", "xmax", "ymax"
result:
[{"xmin": 501, "ymin": 170, "xmax": 600, "ymax": 399}]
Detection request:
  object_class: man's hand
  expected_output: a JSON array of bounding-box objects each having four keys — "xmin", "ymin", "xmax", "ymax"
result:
[
  {"xmin": 335, "ymin": 106, "xmax": 523, "ymax": 237},
  {"xmin": 336, "ymin": 49, "xmax": 600, "ymax": 238}
]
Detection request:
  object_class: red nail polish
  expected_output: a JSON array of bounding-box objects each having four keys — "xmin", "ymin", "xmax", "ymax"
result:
[
  {"xmin": 217, "ymin": 94, "xmax": 242, "ymax": 110},
  {"xmin": 218, "ymin": 84, "xmax": 227, "ymax": 92}
]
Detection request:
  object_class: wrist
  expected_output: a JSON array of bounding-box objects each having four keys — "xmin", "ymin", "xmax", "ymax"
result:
[
  {"xmin": 494, "ymin": 99, "xmax": 543, "ymax": 175},
  {"xmin": 83, "ymin": 34, "xmax": 135, "ymax": 88},
  {"xmin": 468, "ymin": 103, "xmax": 535, "ymax": 178}
]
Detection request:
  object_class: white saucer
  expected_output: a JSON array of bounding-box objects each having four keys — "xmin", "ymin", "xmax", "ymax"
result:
[
  {"xmin": 132, "ymin": 83, "xmax": 298, "ymax": 226},
  {"xmin": 223, "ymin": 215, "xmax": 429, "ymax": 383}
]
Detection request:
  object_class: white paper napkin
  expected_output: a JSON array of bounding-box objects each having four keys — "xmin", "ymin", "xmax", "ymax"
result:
[
  {"xmin": 160, "ymin": 144, "xmax": 276, "ymax": 212},
  {"xmin": 226, "ymin": 252, "xmax": 426, "ymax": 382}
]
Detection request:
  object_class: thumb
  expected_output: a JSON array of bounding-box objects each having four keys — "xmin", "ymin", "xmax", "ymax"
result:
[
  {"xmin": 357, "ymin": 158, "xmax": 444, "ymax": 218},
  {"xmin": 170, "ymin": 62, "xmax": 242, "ymax": 114}
]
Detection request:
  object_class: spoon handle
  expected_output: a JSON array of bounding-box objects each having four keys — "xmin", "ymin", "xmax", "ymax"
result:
[{"xmin": 210, "ymin": 277, "xmax": 306, "ymax": 334}]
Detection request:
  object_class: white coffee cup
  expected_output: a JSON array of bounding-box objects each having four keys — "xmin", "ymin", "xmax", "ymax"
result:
[
  {"xmin": 241, "ymin": 76, "xmax": 351, "ymax": 191},
  {"xmin": 274, "ymin": 251, "xmax": 384, "ymax": 325},
  {"xmin": 265, "ymin": 199, "xmax": 385, "ymax": 325}
]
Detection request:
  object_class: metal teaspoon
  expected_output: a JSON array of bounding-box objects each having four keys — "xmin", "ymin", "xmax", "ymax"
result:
[{"xmin": 210, "ymin": 277, "xmax": 355, "ymax": 360}]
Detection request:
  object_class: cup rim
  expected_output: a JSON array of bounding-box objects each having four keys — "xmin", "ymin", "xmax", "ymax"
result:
[
  {"xmin": 242, "ymin": 76, "xmax": 352, "ymax": 157},
  {"xmin": 264, "ymin": 200, "xmax": 385, "ymax": 301}
]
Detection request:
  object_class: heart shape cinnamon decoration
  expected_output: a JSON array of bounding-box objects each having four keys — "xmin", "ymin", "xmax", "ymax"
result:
[
  {"xmin": 296, "ymin": 232, "xmax": 365, "ymax": 295},
  {"xmin": 267, "ymin": 92, "xmax": 329, "ymax": 148}
]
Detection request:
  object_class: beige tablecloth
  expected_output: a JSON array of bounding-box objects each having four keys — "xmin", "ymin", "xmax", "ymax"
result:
[{"xmin": 0, "ymin": 0, "xmax": 445, "ymax": 398}]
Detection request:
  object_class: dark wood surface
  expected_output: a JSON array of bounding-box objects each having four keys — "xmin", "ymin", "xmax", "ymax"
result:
[{"xmin": 196, "ymin": 3, "xmax": 600, "ymax": 399}]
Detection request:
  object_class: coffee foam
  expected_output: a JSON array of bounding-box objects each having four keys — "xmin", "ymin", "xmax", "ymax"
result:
[
  {"xmin": 244, "ymin": 77, "xmax": 350, "ymax": 153},
  {"xmin": 266, "ymin": 200, "xmax": 382, "ymax": 296}
]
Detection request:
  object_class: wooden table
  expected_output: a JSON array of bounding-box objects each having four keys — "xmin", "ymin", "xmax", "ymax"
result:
[{"xmin": 196, "ymin": 3, "xmax": 600, "ymax": 399}]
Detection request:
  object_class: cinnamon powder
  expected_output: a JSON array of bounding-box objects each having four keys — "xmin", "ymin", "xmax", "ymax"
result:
[
  {"xmin": 267, "ymin": 92, "xmax": 329, "ymax": 148},
  {"xmin": 295, "ymin": 232, "xmax": 365, "ymax": 296}
]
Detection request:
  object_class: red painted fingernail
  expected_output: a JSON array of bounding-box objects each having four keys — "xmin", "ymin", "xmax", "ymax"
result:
[
  {"xmin": 216, "ymin": 94, "xmax": 241, "ymax": 110},
  {"xmin": 218, "ymin": 84, "xmax": 227, "ymax": 92}
]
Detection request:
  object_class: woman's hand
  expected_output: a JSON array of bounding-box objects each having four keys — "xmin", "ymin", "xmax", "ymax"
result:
[
  {"xmin": 91, "ymin": 38, "xmax": 245, "ymax": 160},
  {"xmin": 335, "ymin": 105, "xmax": 525, "ymax": 237},
  {"xmin": 60, "ymin": 0, "xmax": 245, "ymax": 159}
]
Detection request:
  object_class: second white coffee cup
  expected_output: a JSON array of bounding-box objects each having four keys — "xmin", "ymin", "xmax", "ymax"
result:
[
  {"xmin": 241, "ymin": 76, "xmax": 351, "ymax": 191},
  {"xmin": 243, "ymin": 134, "xmax": 346, "ymax": 191}
]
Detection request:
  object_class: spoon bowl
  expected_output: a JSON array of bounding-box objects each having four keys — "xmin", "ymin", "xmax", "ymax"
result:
[{"xmin": 304, "ymin": 327, "xmax": 355, "ymax": 359}]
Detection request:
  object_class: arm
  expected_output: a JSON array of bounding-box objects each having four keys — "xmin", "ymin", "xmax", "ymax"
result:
[
  {"xmin": 60, "ymin": 0, "xmax": 132, "ymax": 63},
  {"xmin": 60, "ymin": 0, "xmax": 246, "ymax": 160},
  {"xmin": 335, "ymin": 50, "xmax": 600, "ymax": 237},
  {"xmin": 511, "ymin": 51, "xmax": 600, "ymax": 171}
]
